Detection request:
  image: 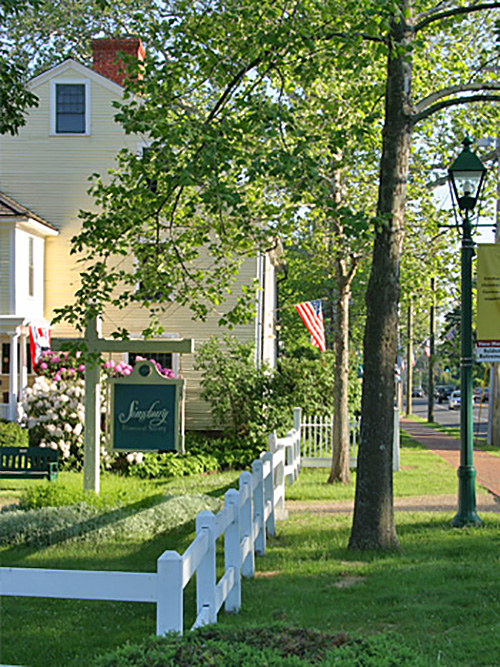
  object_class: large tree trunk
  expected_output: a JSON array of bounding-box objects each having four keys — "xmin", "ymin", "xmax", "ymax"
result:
[
  {"xmin": 349, "ymin": 7, "xmax": 413, "ymax": 550},
  {"xmin": 328, "ymin": 268, "xmax": 351, "ymax": 484}
]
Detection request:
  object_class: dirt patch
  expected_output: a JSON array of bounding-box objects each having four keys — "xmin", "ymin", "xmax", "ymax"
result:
[
  {"xmin": 286, "ymin": 493, "xmax": 500, "ymax": 514},
  {"xmin": 0, "ymin": 497, "xmax": 20, "ymax": 510},
  {"xmin": 332, "ymin": 575, "xmax": 365, "ymax": 589}
]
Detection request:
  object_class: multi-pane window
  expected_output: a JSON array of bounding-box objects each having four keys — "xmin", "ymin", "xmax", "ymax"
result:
[
  {"xmin": 55, "ymin": 84, "xmax": 86, "ymax": 134},
  {"xmin": 129, "ymin": 352, "xmax": 173, "ymax": 371}
]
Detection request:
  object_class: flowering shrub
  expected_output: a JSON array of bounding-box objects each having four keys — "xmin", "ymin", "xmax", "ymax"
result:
[{"xmin": 21, "ymin": 351, "xmax": 175, "ymax": 470}]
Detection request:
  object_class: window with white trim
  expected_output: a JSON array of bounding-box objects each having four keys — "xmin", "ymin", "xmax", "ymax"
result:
[{"xmin": 50, "ymin": 80, "xmax": 90, "ymax": 135}]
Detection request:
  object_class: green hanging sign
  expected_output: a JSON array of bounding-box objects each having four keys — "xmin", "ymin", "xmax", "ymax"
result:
[{"xmin": 110, "ymin": 360, "xmax": 184, "ymax": 452}]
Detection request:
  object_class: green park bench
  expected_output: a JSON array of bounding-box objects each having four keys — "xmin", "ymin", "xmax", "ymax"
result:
[{"xmin": 0, "ymin": 446, "xmax": 58, "ymax": 482}]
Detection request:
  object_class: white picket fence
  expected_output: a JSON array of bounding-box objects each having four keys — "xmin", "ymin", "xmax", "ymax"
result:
[
  {"xmin": 297, "ymin": 406, "xmax": 400, "ymax": 472},
  {"xmin": 0, "ymin": 424, "xmax": 301, "ymax": 636}
]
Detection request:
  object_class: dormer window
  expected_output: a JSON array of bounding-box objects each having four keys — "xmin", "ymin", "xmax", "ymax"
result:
[{"xmin": 50, "ymin": 79, "xmax": 90, "ymax": 135}]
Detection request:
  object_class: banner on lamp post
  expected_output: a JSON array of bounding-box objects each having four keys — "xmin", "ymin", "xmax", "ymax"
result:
[{"xmin": 476, "ymin": 244, "xmax": 500, "ymax": 362}]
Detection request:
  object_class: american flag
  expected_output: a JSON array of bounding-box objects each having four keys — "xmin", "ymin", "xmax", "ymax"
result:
[
  {"xmin": 29, "ymin": 325, "xmax": 51, "ymax": 367},
  {"xmin": 295, "ymin": 300, "xmax": 326, "ymax": 352}
]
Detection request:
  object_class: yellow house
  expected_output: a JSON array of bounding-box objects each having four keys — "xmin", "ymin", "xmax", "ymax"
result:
[{"xmin": 0, "ymin": 38, "xmax": 282, "ymax": 428}]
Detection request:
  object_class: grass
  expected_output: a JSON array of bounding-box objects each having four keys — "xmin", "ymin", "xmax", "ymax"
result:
[{"xmin": 1, "ymin": 438, "xmax": 500, "ymax": 665}]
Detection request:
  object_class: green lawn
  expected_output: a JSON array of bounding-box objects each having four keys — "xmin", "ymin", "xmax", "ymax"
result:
[{"xmin": 1, "ymin": 441, "xmax": 500, "ymax": 666}]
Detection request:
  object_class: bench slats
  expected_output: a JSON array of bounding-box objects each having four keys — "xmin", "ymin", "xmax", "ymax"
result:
[{"xmin": 0, "ymin": 447, "xmax": 58, "ymax": 482}]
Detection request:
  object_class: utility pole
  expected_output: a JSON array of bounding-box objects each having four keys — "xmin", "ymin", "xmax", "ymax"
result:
[
  {"xmin": 406, "ymin": 296, "xmax": 413, "ymax": 417},
  {"xmin": 427, "ymin": 278, "xmax": 435, "ymax": 423}
]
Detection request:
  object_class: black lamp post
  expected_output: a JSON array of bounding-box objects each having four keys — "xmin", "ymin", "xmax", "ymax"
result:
[{"xmin": 448, "ymin": 137, "xmax": 487, "ymax": 527}]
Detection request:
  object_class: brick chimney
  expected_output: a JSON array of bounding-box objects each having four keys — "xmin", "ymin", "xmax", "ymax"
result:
[{"xmin": 91, "ymin": 37, "xmax": 145, "ymax": 86}]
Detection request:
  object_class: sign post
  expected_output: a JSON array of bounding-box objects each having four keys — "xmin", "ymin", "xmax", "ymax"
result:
[{"xmin": 52, "ymin": 316, "xmax": 193, "ymax": 493}]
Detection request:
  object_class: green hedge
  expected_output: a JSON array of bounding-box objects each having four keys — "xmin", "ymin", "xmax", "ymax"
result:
[
  {"xmin": 92, "ymin": 624, "xmax": 425, "ymax": 666},
  {"xmin": 0, "ymin": 419, "xmax": 28, "ymax": 447}
]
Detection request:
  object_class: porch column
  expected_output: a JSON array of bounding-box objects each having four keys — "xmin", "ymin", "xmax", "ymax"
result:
[
  {"xmin": 19, "ymin": 331, "xmax": 28, "ymax": 404},
  {"xmin": 9, "ymin": 332, "xmax": 19, "ymax": 421}
]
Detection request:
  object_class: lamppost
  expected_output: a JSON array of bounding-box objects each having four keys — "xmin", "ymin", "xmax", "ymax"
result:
[{"xmin": 448, "ymin": 137, "xmax": 487, "ymax": 527}]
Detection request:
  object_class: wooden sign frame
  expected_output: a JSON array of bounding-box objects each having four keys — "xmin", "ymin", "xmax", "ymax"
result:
[{"xmin": 109, "ymin": 360, "xmax": 184, "ymax": 453}]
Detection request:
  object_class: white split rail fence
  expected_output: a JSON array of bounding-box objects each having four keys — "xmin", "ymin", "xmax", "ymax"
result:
[{"xmin": 0, "ymin": 422, "xmax": 301, "ymax": 636}]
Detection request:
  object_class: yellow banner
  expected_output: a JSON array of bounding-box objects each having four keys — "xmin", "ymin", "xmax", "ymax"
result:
[{"xmin": 477, "ymin": 244, "xmax": 500, "ymax": 342}]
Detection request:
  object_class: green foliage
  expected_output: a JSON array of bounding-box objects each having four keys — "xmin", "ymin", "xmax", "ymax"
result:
[
  {"xmin": 123, "ymin": 451, "xmax": 220, "ymax": 480},
  {"xmin": 0, "ymin": 0, "xmax": 40, "ymax": 134},
  {"xmin": 195, "ymin": 335, "xmax": 289, "ymax": 445},
  {"xmin": 196, "ymin": 337, "xmax": 361, "ymax": 445},
  {"xmin": 1, "ymin": 493, "xmax": 220, "ymax": 547},
  {"xmin": 92, "ymin": 624, "xmax": 425, "ymax": 666},
  {"xmin": 0, "ymin": 419, "xmax": 29, "ymax": 446},
  {"xmin": 186, "ymin": 433, "xmax": 265, "ymax": 471}
]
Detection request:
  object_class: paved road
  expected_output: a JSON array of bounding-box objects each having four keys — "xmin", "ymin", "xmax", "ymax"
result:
[{"xmin": 408, "ymin": 397, "xmax": 489, "ymax": 438}]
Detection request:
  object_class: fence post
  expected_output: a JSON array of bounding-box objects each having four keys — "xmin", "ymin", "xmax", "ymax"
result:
[
  {"xmin": 224, "ymin": 488, "xmax": 241, "ymax": 613},
  {"xmin": 269, "ymin": 432, "xmax": 285, "ymax": 517},
  {"xmin": 156, "ymin": 550, "xmax": 183, "ymax": 636},
  {"xmin": 195, "ymin": 510, "xmax": 217, "ymax": 625},
  {"xmin": 239, "ymin": 471, "xmax": 255, "ymax": 578},
  {"xmin": 261, "ymin": 450, "xmax": 275, "ymax": 537},
  {"xmin": 252, "ymin": 459, "xmax": 265, "ymax": 556},
  {"xmin": 293, "ymin": 407, "xmax": 301, "ymax": 439}
]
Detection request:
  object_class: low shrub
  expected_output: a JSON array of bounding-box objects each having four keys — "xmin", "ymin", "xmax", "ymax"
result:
[
  {"xmin": 0, "ymin": 419, "xmax": 29, "ymax": 447},
  {"xmin": 123, "ymin": 451, "xmax": 220, "ymax": 479},
  {"xmin": 186, "ymin": 434, "xmax": 266, "ymax": 471},
  {"xmin": 0, "ymin": 493, "xmax": 221, "ymax": 547},
  {"xmin": 92, "ymin": 624, "xmax": 424, "ymax": 666}
]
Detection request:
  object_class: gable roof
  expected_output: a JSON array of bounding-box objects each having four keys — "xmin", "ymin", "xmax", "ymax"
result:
[
  {"xmin": 0, "ymin": 191, "xmax": 59, "ymax": 236},
  {"xmin": 28, "ymin": 58, "xmax": 124, "ymax": 96}
]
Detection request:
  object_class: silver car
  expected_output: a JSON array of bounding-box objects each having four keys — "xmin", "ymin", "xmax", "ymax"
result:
[{"xmin": 448, "ymin": 390, "xmax": 461, "ymax": 410}]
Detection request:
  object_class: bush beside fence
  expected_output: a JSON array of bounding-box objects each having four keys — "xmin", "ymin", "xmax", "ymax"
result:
[{"xmin": 0, "ymin": 421, "xmax": 301, "ymax": 636}]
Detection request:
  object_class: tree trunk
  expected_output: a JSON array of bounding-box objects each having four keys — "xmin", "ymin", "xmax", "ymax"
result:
[
  {"xmin": 349, "ymin": 7, "xmax": 413, "ymax": 551},
  {"xmin": 328, "ymin": 269, "xmax": 351, "ymax": 484}
]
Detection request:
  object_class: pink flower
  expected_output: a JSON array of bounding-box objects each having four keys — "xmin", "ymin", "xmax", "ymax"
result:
[
  {"xmin": 51, "ymin": 356, "xmax": 60, "ymax": 363},
  {"xmin": 39, "ymin": 362, "xmax": 48, "ymax": 370},
  {"xmin": 78, "ymin": 365, "xmax": 85, "ymax": 372}
]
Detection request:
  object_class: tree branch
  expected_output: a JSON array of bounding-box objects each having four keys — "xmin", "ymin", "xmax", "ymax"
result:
[
  {"xmin": 414, "ymin": 82, "xmax": 500, "ymax": 116},
  {"xmin": 415, "ymin": 2, "xmax": 500, "ymax": 32},
  {"xmin": 413, "ymin": 94, "xmax": 500, "ymax": 124}
]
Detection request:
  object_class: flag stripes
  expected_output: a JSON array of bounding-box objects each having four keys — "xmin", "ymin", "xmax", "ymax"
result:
[{"xmin": 295, "ymin": 300, "xmax": 326, "ymax": 352}]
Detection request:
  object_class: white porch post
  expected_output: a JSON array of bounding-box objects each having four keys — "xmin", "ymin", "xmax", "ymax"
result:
[
  {"xmin": 9, "ymin": 332, "xmax": 19, "ymax": 421},
  {"xmin": 19, "ymin": 331, "xmax": 28, "ymax": 405}
]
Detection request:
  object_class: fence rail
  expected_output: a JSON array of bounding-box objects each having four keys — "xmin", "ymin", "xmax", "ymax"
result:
[{"xmin": 0, "ymin": 419, "xmax": 301, "ymax": 636}]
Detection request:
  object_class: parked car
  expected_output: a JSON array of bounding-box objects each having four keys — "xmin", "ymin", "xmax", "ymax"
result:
[
  {"xmin": 436, "ymin": 385, "xmax": 456, "ymax": 404},
  {"xmin": 411, "ymin": 387, "xmax": 425, "ymax": 397},
  {"xmin": 448, "ymin": 390, "xmax": 461, "ymax": 410},
  {"xmin": 473, "ymin": 387, "xmax": 489, "ymax": 404}
]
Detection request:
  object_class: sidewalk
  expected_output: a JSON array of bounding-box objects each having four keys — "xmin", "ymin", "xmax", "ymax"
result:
[{"xmin": 400, "ymin": 418, "xmax": 500, "ymax": 498}]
